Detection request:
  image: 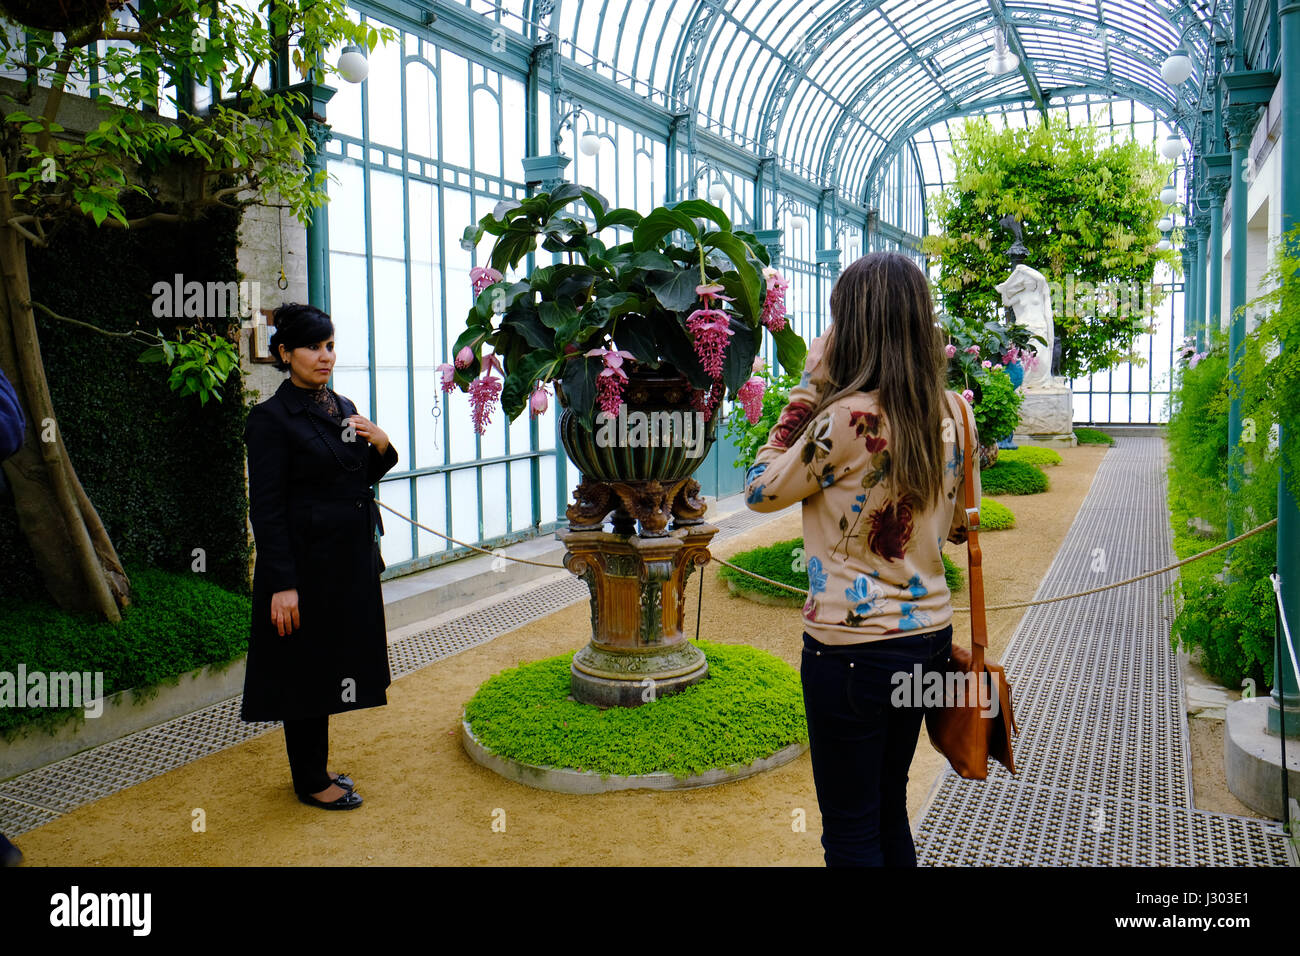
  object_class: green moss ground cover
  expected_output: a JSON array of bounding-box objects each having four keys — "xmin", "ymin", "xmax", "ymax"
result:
[
  {"xmin": 0, "ymin": 564, "xmax": 250, "ymax": 739},
  {"xmin": 463, "ymin": 640, "xmax": 807, "ymax": 778},
  {"xmin": 978, "ymin": 498, "xmax": 1016, "ymax": 530}
]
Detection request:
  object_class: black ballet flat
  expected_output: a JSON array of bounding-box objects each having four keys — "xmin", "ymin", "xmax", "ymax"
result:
[
  {"xmin": 330, "ymin": 773, "xmax": 355, "ymax": 790},
  {"xmin": 298, "ymin": 788, "xmax": 363, "ymax": 811}
]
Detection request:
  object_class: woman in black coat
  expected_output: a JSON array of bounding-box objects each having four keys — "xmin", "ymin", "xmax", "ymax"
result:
[{"xmin": 241, "ymin": 303, "xmax": 399, "ymax": 810}]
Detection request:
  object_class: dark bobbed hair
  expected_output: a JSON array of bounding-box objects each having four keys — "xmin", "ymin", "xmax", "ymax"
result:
[{"xmin": 269, "ymin": 303, "xmax": 334, "ymax": 372}]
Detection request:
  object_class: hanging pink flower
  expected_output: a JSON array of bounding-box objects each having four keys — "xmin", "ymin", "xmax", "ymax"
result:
[
  {"xmin": 436, "ymin": 363, "xmax": 456, "ymax": 393},
  {"xmin": 737, "ymin": 376, "xmax": 765, "ymax": 424},
  {"xmin": 455, "ymin": 345, "xmax": 474, "ymax": 369},
  {"xmin": 470, "ymin": 265, "xmax": 504, "ymax": 297},
  {"xmin": 529, "ymin": 384, "xmax": 550, "ymax": 417},
  {"xmin": 686, "ymin": 304, "xmax": 734, "ymax": 379},
  {"xmin": 945, "ymin": 343, "xmax": 957, "ymax": 358},
  {"xmin": 752, "ymin": 356, "xmax": 766, "ymax": 374},
  {"xmin": 1002, "ymin": 345, "xmax": 1020, "ymax": 365},
  {"xmin": 982, "ymin": 359, "xmax": 993, "ymax": 369},
  {"xmin": 586, "ymin": 346, "xmax": 635, "ymax": 418},
  {"xmin": 961, "ymin": 388, "xmax": 975, "ymax": 404},
  {"xmin": 760, "ymin": 268, "xmax": 789, "ymax": 332},
  {"xmin": 468, "ymin": 353, "xmax": 504, "ymax": 434},
  {"xmin": 964, "ymin": 345, "xmax": 981, "ymax": 355}
]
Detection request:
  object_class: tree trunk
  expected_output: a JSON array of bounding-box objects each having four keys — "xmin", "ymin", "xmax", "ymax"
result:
[{"xmin": 0, "ymin": 155, "xmax": 129, "ymax": 620}]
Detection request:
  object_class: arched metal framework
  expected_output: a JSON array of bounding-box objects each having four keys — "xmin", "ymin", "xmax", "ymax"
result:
[{"xmin": 321, "ymin": 0, "xmax": 1237, "ymax": 573}]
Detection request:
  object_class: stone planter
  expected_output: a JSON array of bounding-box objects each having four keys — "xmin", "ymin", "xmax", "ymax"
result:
[{"xmin": 556, "ymin": 366, "xmax": 720, "ymax": 706}]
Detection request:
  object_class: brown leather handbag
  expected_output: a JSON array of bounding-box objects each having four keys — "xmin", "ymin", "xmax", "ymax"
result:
[{"xmin": 923, "ymin": 396, "xmax": 1019, "ymax": 779}]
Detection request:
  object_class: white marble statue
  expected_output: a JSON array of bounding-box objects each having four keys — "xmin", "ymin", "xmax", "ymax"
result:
[{"xmin": 995, "ymin": 264, "xmax": 1055, "ymax": 391}]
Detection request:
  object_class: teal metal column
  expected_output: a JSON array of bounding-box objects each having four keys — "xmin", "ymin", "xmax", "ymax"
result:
[
  {"xmin": 1181, "ymin": 240, "xmax": 1198, "ymax": 348},
  {"xmin": 305, "ymin": 117, "xmax": 332, "ymax": 309},
  {"xmin": 1223, "ymin": 102, "xmax": 1258, "ymax": 540},
  {"xmin": 1193, "ymin": 212, "xmax": 1211, "ymax": 351},
  {"xmin": 1271, "ymin": 0, "xmax": 1300, "ymax": 736},
  {"xmin": 1202, "ymin": 161, "xmax": 1230, "ymax": 346}
]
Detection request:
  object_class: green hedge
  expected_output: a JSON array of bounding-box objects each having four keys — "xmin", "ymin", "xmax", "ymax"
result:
[
  {"xmin": 1073, "ymin": 427, "xmax": 1115, "ymax": 445},
  {"xmin": 0, "ymin": 199, "xmax": 250, "ymax": 600},
  {"xmin": 1166, "ymin": 326, "xmax": 1274, "ymax": 689},
  {"xmin": 978, "ymin": 498, "xmax": 1016, "ymax": 530},
  {"xmin": 996, "ymin": 446, "xmax": 1062, "ymax": 467},
  {"xmin": 0, "ymin": 563, "xmax": 250, "ymax": 739},
  {"xmin": 980, "ymin": 459, "xmax": 1050, "ymax": 495}
]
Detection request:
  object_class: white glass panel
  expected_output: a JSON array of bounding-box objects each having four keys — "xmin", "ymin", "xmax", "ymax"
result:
[
  {"xmin": 406, "ymin": 59, "xmax": 437, "ymax": 159},
  {"xmin": 449, "ymin": 468, "xmax": 480, "ymax": 543},
  {"xmin": 365, "ymin": 30, "xmax": 403, "ymax": 149},
  {"xmin": 481, "ymin": 463, "xmax": 508, "ymax": 538},
  {"xmin": 472, "ymin": 85, "xmax": 502, "ymax": 178},
  {"xmin": 372, "ymin": 257, "xmax": 408, "ymax": 369},
  {"xmin": 369, "ymin": 170, "xmax": 406, "ymax": 261},
  {"xmin": 415, "ymin": 473, "xmax": 450, "ymax": 555},
  {"xmin": 378, "ymin": 480, "xmax": 413, "ymax": 565},
  {"xmin": 441, "ymin": 48, "xmax": 471, "ymax": 169},
  {"xmin": 376, "ymin": 367, "xmax": 410, "ymax": 465},
  {"xmin": 328, "ymin": 161, "xmax": 367, "ymax": 255},
  {"xmin": 510, "ymin": 458, "xmax": 534, "ymax": 532}
]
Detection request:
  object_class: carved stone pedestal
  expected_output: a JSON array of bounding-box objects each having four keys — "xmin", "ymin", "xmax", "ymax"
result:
[
  {"xmin": 1013, "ymin": 382, "xmax": 1077, "ymax": 447},
  {"xmin": 562, "ymin": 521, "xmax": 715, "ymax": 708}
]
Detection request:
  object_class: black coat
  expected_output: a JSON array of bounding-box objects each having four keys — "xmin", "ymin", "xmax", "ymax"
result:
[{"xmin": 240, "ymin": 378, "xmax": 400, "ymax": 723}]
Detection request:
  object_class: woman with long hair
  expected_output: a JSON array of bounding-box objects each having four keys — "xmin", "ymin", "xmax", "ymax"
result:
[
  {"xmin": 744, "ymin": 251, "xmax": 980, "ymax": 866},
  {"xmin": 241, "ymin": 303, "xmax": 399, "ymax": 810}
]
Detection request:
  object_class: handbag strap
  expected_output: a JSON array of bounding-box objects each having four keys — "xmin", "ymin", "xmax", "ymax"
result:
[{"xmin": 954, "ymin": 394, "xmax": 988, "ymax": 671}]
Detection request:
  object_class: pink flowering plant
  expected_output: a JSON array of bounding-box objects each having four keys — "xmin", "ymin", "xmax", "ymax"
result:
[{"xmin": 453, "ymin": 184, "xmax": 807, "ymax": 432}]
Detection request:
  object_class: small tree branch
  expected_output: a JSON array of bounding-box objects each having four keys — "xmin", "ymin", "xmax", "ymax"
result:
[
  {"xmin": 7, "ymin": 215, "xmax": 46, "ymax": 246},
  {"xmin": 29, "ymin": 300, "xmax": 160, "ymax": 344}
]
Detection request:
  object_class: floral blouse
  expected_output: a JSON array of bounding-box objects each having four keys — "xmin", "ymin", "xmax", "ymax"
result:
[{"xmin": 743, "ymin": 357, "xmax": 980, "ymax": 646}]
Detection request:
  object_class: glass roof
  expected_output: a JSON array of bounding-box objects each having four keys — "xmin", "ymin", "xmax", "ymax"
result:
[{"xmin": 475, "ymin": 0, "xmax": 1224, "ymax": 209}]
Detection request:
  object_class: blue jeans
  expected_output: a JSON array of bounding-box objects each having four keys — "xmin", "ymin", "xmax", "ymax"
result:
[{"xmin": 800, "ymin": 625, "xmax": 953, "ymax": 867}]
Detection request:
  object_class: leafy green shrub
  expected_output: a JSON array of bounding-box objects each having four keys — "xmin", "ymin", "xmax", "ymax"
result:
[
  {"xmin": 978, "ymin": 498, "xmax": 1016, "ymax": 530},
  {"xmin": 719, "ymin": 537, "xmax": 965, "ymax": 597},
  {"xmin": 0, "ymin": 564, "xmax": 251, "ymax": 739},
  {"xmin": 1073, "ymin": 427, "xmax": 1115, "ymax": 445},
  {"xmin": 980, "ymin": 459, "xmax": 1050, "ymax": 495},
  {"xmin": 970, "ymin": 365, "xmax": 1023, "ymax": 447},
  {"xmin": 464, "ymin": 640, "xmax": 807, "ymax": 777},
  {"xmin": 724, "ymin": 366, "xmax": 801, "ymax": 471},
  {"xmin": 942, "ymin": 552, "xmax": 964, "ymax": 592},
  {"xmin": 1170, "ymin": 541, "xmax": 1274, "ymax": 690},
  {"xmin": 996, "ymin": 446, "xmax": 1061, "ymax": 467}
]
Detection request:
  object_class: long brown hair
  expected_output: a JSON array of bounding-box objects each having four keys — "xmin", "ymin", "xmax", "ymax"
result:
[{"xmin": 793, "ymin": 251, "xmax": 949, "ymax": 508}]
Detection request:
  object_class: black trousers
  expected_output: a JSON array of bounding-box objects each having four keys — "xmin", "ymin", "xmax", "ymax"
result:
[{"xmin": 283, "ymin": 716, "xmax": 331, "ymax": 795}]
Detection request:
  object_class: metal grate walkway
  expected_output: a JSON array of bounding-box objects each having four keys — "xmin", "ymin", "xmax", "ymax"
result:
[
  {"xmin": 0, "ymin": 502, "xmax": 780, "ymax": 838},
  {"xmin": 914, "ymin": 436, "xmax": 1292, "ymax": 866}
]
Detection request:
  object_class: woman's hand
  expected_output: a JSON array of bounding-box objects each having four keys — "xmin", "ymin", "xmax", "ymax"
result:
[
  {"xmin": 347, "ymin": 415, "xmax": 389, "ymax": 456},
  {"xmin": 271, "ymin": 589, "xmax": 300, "ymax": 636}
]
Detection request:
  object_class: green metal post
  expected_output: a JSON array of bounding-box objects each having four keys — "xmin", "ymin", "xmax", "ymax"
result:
[
  {"xmin": 1270, "ymin": 0, "xmax": 1300, "ymax": 736},
  {"xmin": 1224, "ymin": 102, "xmax": 1258, "ymax": 539},
  {"xmin": 1193, "ymin": 213, "xmax": 1211, "ymax": 351}
]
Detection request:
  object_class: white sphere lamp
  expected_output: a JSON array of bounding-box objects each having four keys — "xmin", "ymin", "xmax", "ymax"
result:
[
  {"xmin": 1160, "ymin": 46, "xmax": 1194, "ymax": 87},
  {"xmin": 707, "ymin": 181, "xmax": 728, "ymax": 204},
  {"xmin": 1160, "ymin": 131, "xmax": 1187, "ymax": 159},
  {"xmin": 578, "ymin": 130, "xmax": 602, "ymax": 156},
  {"xmin": 1160, "ymin": 183, "xmax": 1178, "ymax": 205},
  {"xmin": 337, "ymin": 45, "xmax": 369, "ymax": 84}
]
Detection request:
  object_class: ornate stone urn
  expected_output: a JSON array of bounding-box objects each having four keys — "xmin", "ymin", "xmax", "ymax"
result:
[{"xmin": 556, "ymin": 367, "xmax": 720, "ymax": 707}]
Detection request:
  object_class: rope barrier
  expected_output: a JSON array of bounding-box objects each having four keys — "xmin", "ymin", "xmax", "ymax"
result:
[
  {"xmin": 715, "ymin": 519, "xmax": 1279, "ymax": 612},
  {"xmin": 376, "ymin": 499, "xmax": 1278, "ymax": 614}
]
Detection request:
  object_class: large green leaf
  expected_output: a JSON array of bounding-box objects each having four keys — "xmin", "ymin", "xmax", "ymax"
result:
[
  {"xmin": 770, "ymin": 323, "xmax": 808, "ymax": 375},
  {"xmin": 721, "ymin": 320, "xmax": 761, "ymax": 394},
  {"xmin": 501, "ymin": 351, "xmax": 557, "ymax": 420},
  {"xmin": 501, "ymin": 306, "xmax": 552, "ymax": 351},
  {"xmin": 633, "ymin": 208, "xmax": 699, "ymax": 251},
  {"xmin": 644, "ymin": 268, "xmax": 702, "ymax": 313},
  {"xmin": 701, "ymin": 231, "xmax": 763, "ymax": 320},
  {"xmin": 561, "ymin": 356, "xmax": 598, "ymax": 431},
  {"xmin": 670, "ymin": 198, "xmax": 730, "ymax": 233}
]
